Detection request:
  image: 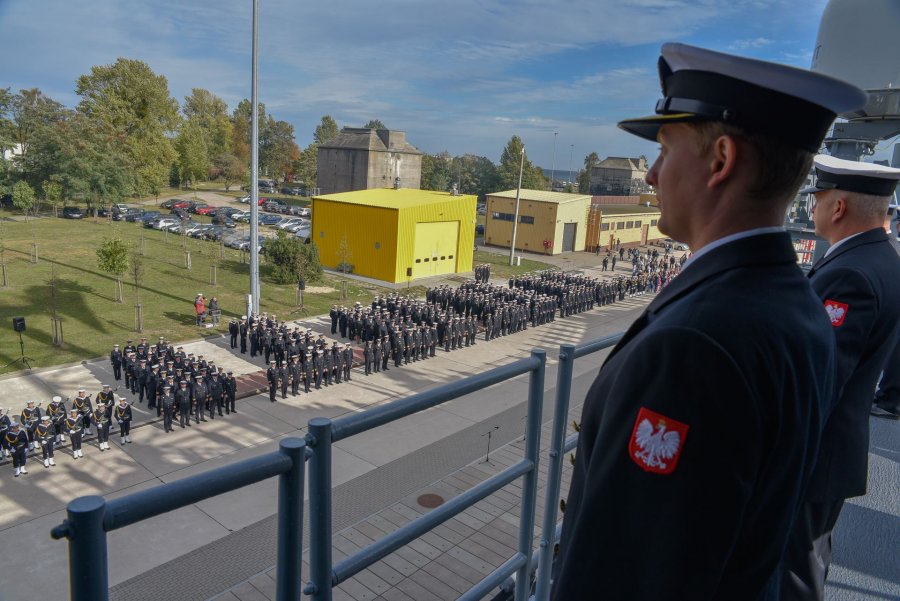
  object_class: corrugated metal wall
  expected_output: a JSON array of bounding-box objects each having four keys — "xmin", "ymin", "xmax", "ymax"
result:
[
  {"xmin": 397, "ymin": 195, "xmax": 476, "ymax": 282},
  {"xmin": 311, "ymin": 199, "xmax": 399, "ymax": 281},
  {"xmin": 313, "ymin": 193, "xmax": 476, "ymax": 283}
]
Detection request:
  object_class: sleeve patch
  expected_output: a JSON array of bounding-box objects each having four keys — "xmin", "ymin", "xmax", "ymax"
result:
[
  {"xmin": 629, "ymin": 407, "xmax": 690, "ymax": 475},
  {"xmin": 824, "ymin": 299, "xmax": 849, "ymax": 327}
]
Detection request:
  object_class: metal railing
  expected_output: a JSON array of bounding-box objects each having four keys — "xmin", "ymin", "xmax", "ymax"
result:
[
  {"xmin": 50, "ymin": 332, "xmax": 624, "ymax": 601},
  {"xmin": 51, "ymin": 438, "xmax": 309, "ymax": 601},
  {"xmin": 304, "ymin": 348, "xmax": 546, "ymax": 601}
]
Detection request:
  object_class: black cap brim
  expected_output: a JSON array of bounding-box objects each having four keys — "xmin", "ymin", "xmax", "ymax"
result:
[{"xmin": 618, "ymin": 113, "xmax": 703, "ymax": 142}]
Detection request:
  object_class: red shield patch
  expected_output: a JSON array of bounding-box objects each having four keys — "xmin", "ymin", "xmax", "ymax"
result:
[
  {"xmin": 628, "ymin": 407, "xmax": 689, "ymax": 475},
  {"xmin": 824, "ymin": 299, "xmax": 849, "ymax": 327}
]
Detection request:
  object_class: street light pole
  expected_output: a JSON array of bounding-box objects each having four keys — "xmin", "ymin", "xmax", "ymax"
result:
[
  {"xmin": 549, "ymin": 132, "xmax": 558, "ymax": 191},
  {"xmin": 569, "ymin": 144, "xmax": 575, "ymax": 190},
  {"xmin": 249, "ymin": 0, "xmax": 260, "ymax": 314},
  {"xmin": 509, "ymin": 146, "xmax": 526, "ymax": 267}
]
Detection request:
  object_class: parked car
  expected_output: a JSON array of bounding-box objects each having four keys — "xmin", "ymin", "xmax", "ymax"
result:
[
  {"xmin": 112, "ymin": 203, "xmax": 130, "ymax": 213},
  {"xmin": 170, "ymin": 207, "xmax": 189, "ymax": 220},
  {"xmin": 296, "ymin": 207, "xmax": 311, "ymax": 218},
  {"xmin": 62, "ymin": 206, "xmax": 84, "ymax": 219},
  {"xmin": 202, "ymin": 226, "xmax": 230, "ymax": 241},
  {"xmin": 152, "ymin": 217, "xmax": 180, "ymax": 230},
  {"xmin": 277, "ymin": 218, "xmax": 304, "ymax": 231},
  {"xmin": 140, "ymin": 211, "xmax": 161, "ymax": 224},
  {"xmin": 124, "ymin": 209, "xmax": 146, "ymax": 222},
  {"xmin": 237, "ymin": 195, "xmax": 251, "ymax": 204},
  {"xmin": 212, "ymin": 213, "xmax": 236, "ymax": 228},
  {"xmin": 257, "ymin": 197, "xmax": 271, "ymax": 206},
  {"xmin": 187, "ymin": 202, "xmax": 208, "ymax": 214},
  {"xmin": 263, "ymin": 200, "xmax": 286, "ymax": 213},
  {"xmin": 238, "ymin": 236, "xmax": 266, "ymax": 251},
  {"xmin": 475, "ymin": 223, "xmax": 485, "ymax": 235},
  {"xmin": 229, "ymin": 210, "xmax": 250, "ymax": 222},
  {"xmin": 97, "ymin": 207, "xmax": 110, "ymax": 217},
  {"xmin": 259, "ymin": 213, "xmax": 284, "ymax": 226},
  {"xmin": 293, "ymin": 226, "xmax": 311, "ymax": 241},
  {"xmin": 284, "ymin": 219, "xmax": 311, "ymax": 233}
]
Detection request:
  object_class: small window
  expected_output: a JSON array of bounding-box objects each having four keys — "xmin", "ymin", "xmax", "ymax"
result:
[
  {"xmin": 448, "ymin": 255, "xmax": 454, "ymax": 259},
  {"xmin": 440, "ymin": 256, "xmax": 446, "ymax": 260},
  {"xmin": 600, "ymin": 223, "xmax": 610, "ymax": 231},
  {"xmin": 617, "ymin": 221, "xmax": 625, "ymax": 229},
  {"xmin": 651, "ymin": 219, "xmax": 658, "ymax": 226},
  {"xmin": 626, "ymin": 221, "xmax": 634, "ymax": 229},
  {"xmin": 374, "ymin": 242, "xmax": 381, "ymax": 249},
  {"xmin": 424, "ymin": 258, "xmax": 429, "ymax": 262},
  {"xmin": 415, "ymin": 259, "xmax": 421, "ymax": 263},
  {"xmin": 635, "ymin": 220, "xmax": 642, "ymax": 228},
  {"xmin": 519, "ymin": 215, "xmax": 534, "ymax": 224}
]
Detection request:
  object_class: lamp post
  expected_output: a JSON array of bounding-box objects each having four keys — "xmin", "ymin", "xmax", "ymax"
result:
[
  {"xmin": 549, "ymin": 132, "xmax": 558, "ymax": 191},
  {"xmin": 509, "ymin": 146, "xmax": 526, "ymax": 267},
  {"xmin": 248, "ymin": 0, "xmax": 261, "ymax": 314},
  {"xmin": 569, "ymin": 144, "xmax": 575, "ymax": 190}
]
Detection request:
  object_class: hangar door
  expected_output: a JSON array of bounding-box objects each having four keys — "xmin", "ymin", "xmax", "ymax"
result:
[{"xmin": 412, "ymin": 221, "xmax": 459, "ymax": 278}]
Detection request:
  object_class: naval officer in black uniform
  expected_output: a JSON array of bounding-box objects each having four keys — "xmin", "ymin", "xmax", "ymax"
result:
[
  {"xmin": 551, "ymin": 43, "xmax": 866, "ymax": 601},
  {"xmin": 780, "ymin": 156, "xmax": 900, "ymax": 600}
]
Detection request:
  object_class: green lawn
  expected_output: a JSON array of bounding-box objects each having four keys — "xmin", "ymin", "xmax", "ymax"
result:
[
  {"xmin": 0, "ymin": 214, "xmax": 425, "ymax": 375},
  {"xmin": 472, "ymin": 250, "xmax": 555, "ymax": 280}
]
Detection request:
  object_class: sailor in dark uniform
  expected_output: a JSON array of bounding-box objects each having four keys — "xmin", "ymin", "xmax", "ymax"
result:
[
  {"xmin": 229, "ymin": 319, "xmax": 239, "ymax": 349},
  {"xmin": 160, "ymin": 385, "xmax": 175, "ymax": 432},
  {"xmin": 780, "ymin": 156, "xmax": 900, "ymax": 600},
  {"xmin": 176, "ymin": 380, "xmax": 192, "ymax": 428},
  {"xmin": 343, "ymin": 344, "xmax": 354, "ymax": 381},
  {"xmin": 7, "ymin": 421, "xmax": 29, "ymax": 476},
  {"xmin": 225, "ymin": 371, "xmax": 237, "ymax": 414},
  {"xmin": 114, "ymin": 397, "xmax": 133, "ymax": 444},
  {"xmin": 552, "ymin": 43, "xmax": 864, "ymax": 601},
  {"xmin": 65, "ymin": 409, "xmax": 84, "ymax": 459},
  {"xmin": 35, "ymin": 416, "xmax": 56, "ymax": 467},
  {"xmin": 266, "ymin": 360, "xmax": 278, "ymax": 402},
  {"xmin": 110, "ymin": 344, "xmax": 123, "ymax": 380}
]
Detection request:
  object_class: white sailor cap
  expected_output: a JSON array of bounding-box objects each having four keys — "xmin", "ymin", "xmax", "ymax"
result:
[
  {"xmin": 52, "ymin": 396, "xmax": 62, "ymax": 403},
  {"xmin": 618, "ymin": 43, "xmax": 867, "ymax": 152},
  {"xmin": 800, "ymin": 155, "xmax": 900, "ymax": 197},
  {"xmin": 41, "ymin": 415, "xmax": 50, "ymax": 421}
]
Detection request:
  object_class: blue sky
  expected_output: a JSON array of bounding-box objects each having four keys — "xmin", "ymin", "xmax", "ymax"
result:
[{"xmin": 1, "ymin": 0, "xmax": 863, "ymax": 174}]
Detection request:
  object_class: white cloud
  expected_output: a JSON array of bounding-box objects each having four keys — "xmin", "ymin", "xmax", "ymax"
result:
[{"xmin": 728, "ymin": 37, "xmax": 774, "ymax": 50}]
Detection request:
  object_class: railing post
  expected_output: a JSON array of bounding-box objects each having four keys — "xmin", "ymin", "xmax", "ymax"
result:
[
  {"xmin": 276, "ymin": 437, "xmax": 307, "ymax": 601},
  {"xmin": 306, "ymin": 418, "xmax": 333, "ymax": 601},
  {"xmin": 534, "ymin": 344, "xmax": 577, "ymax": 601},
  {"xmin": 67, "ymin": 495, "xmax": 110, "ymax": 601},
  {"xmin": 516, "ymin": 349, "xmax": 546, "ymax": 601}
]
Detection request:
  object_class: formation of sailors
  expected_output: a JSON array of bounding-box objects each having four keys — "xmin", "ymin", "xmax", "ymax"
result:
[
  {"xmin": 5, "ymin": 250, "xmax": 684, "ymax": 478},
  {"xmin": 1, "ymin": 387, "xmax": 134, "ymax": 476}
]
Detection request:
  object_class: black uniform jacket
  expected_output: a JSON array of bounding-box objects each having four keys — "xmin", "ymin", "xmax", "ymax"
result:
[
  {"xmin": 552, "ymin": 232, "xmax": 836, "ymax": 601},
  {"xmin": 805, "ymin": 228, "xmax": 900, "ymax": 501}
]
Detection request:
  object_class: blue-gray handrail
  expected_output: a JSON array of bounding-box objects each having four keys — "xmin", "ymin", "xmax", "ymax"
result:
[
  {"xmin": 50, "ymin": 438, "xmax": 309, "ymax": 601},
  {"xmin": 304, "ymin": 349, "xmax": 547, "ymax": 601}
]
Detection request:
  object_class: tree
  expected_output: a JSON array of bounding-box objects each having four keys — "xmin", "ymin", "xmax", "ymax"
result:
[
  {"xmin": 421, "ymin": 152, "xmax": 452, "ymax": 192},
  {"xmin": 214, "ymin": 153, "xmax": 246, "ymax": 192},
  {"xmin": 183, "ymin": 88, "xmax": 232, "ymax": 160},
  {"xmin": 578, "ymin": 152, "xmax": 599, "ymax": 194},
  {"xmin": 313, "ymin": 115, "xmax": 339, "ymax": 145},
  {"xmin": 497, "ymin": 136, "xmax": 546, "ymax": 191},
  {"xmin": 294, "ymin": 143, "xmax": 318, "ymax": 191},
  {"xmin": 11, "ymin": 180, "xmax": 36, "ymax": 220},
  {"xmin": 260, "ymin": 117, "xmax": 299, "ymax": 182},
  {"xmin": 76, "ymin": 58, "xmax": 180, "ymax": 196},
  {"xmin": 42, "ymin": 180, "xmax": 62, "ymax": 217},
  {"xmin": 231, "ymin": 99, "xmax": 266, "ymax": 167},
  {"xmin": 175, "ymin": 121, "xmax": 209, "ymax": 188},
  {"xmin": 336, "ymin": 233, "xmax": 353, "ymax": 300},
  {"xmin": 96, "ymin": 237, "xmax": 130, "ymax": 302},
  {"xmin": 362, "ymin": 119, "xmax": 386, "ymax": 130},
  {"xmin": 263, "ymin": 230, "xmax": 322, "ymax": 284},
  {"xmin": 453, "ymin": 154, "xmax": 499, "ymax": 201},
  {"xmin": 53, "ymin": 113, "xmax": 131, "ymax": 210},
  {"xmin": 131, "ymin": 251, "xmax": 145, "ymax": 331}
]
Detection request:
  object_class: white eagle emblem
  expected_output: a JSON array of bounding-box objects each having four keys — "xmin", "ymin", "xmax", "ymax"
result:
[
  {"xmin": 825, "ymin": 304, "xmax": 844, "ymax": 324},
  {"xmin": 823, "ymin": 299, "xmax": 849, "ymax": 327},
  {"xmin": 633, "ymin": 419, "xmax": 682, "ymax": 471}
]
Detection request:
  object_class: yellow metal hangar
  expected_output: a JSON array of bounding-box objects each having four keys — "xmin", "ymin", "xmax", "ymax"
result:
[{"xmin": 311, "ymin": 188, "xmax": 477, "ymax": 283}]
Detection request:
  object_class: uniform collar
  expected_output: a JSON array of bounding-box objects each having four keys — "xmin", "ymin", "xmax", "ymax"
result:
[
  {"xmin": 647, "ymin": 231, "xmax": 798, "ymax": 316},
  {"xmin": 809, "ymin": 228, "xmax": 889, "ymax": 275}
]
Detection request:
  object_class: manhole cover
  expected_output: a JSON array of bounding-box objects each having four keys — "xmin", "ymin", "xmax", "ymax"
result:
[{"xmin": 416, "ymin": 493, "xmax": 445, "ymax": 508}]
